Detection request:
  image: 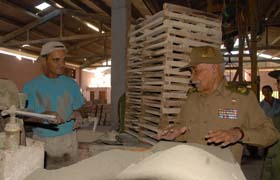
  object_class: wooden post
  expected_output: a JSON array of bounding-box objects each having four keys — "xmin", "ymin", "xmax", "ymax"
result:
[{"xmin": 249, "ymin": 0, "xmax": 258, "ymax": 95}]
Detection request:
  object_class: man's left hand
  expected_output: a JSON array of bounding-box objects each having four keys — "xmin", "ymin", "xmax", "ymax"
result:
[
  {"xmin": 205, "ymin": 128, "xmax": 243, "ymax": 147},
  {"xmin": 71, "ymin": 111, "xmax": 83, "ymax": 129}
]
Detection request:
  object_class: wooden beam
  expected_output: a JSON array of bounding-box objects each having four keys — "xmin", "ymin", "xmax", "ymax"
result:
[
  {"xmin": 131, "ymin": 0, "xmax": 151, "ymax": 16},
  {"xmin": 265, "ymin": 0, "xmax": 280, "ymax": 19},
  {"xmin": 66, "ymin": 54, "xmax": 107, "ymax": 60},
  {"xmin": 88, "ymin": 0, "xmax": 111, "ymax": 16},
  {"xmin": 1, "ymin": 0, "xmax": 109, "ymax": 56},
  {"xmin": 0, "ymin": 0, "xmax": 38, "ymax": 19},
  {"xmin": 221, "ymin": 45, "xmax": 280, "ymax": 52},
  {"xmin": 62, "ymin": 9, "xmax": 111, "ymax": 24},
  {"xmin": 249, "ymin": 0, "xmax": 259, "ymax": 95},
  {"xmin": 45, "ymin": 0, "xmax": 75, "ymax": 9},
  {"xmin": 68, "ymin": 39, "xmax": 98, "ymax": 51},
  {"xmin": 131, "ymin": 4, "xmax": 143, "ymax": 19},
  {"xmin": 70, "ymin": 0, "xmax": 97, "ymax": 13},
  {"xmin": 1, "ymin": 34, "xmax": 110, "ymax": 47},
  {"xmin": 0, "ymin": 9, "xmax": 61, "ymax": 43},
  {"xmin": 143, "ymin": 0, "xmax": 161, "ymax": 14}
]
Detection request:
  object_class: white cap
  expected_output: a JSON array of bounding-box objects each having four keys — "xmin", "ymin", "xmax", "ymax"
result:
[{"xmin": 40, "ymin": 41, "xmax": 67, "ymax": 56}]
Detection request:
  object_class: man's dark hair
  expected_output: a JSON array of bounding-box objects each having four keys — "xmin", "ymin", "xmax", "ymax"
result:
[{"xmin": 262, "ymin": 85, "xmax": 273, "ymax": 92}]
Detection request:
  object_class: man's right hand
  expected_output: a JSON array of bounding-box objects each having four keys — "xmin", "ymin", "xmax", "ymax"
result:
[
  {"xmin": 43, "ymin": 111, "xmax": 64, "ymax": 124},
  {"xmin": 157, "ymin": 125, "xmax": 187, "ymax": 140}
]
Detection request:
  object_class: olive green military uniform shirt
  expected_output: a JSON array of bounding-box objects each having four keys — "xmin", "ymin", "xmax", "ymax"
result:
[
  {"xmin": 262, "ymin": 113, "xmax": 280, "ymax": 180},
  {"xmin": 177, "ymin": 79, "xmax": 279, "ymax": 163}
]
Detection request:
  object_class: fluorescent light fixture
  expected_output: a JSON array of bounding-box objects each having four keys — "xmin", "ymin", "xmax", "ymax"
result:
[
  {"xmin": 16, "ymin": 56, "xmax": 22, "ymax": 61},
  {"xmin": 258, "ymin": 53, "xmax": 272, "ymax": 59},
  {"xmin": 0, "ymin": 47, "xmax": 37, "ymax": 61},
  {"xmin": 85, "ymin": 22, "xmax": 105, "ymax": 33},
  {"xmin": 234, "ymin": 39, "xmax": 239, "ymax": 47},
  {"xmin": 224, "ymin": 50, "xmax": 250, "ymax": 55},
  {"xmin": 230, "ymin": 51, "xmax": 239, "ymax": 55},
  {"xmin": 220, "ymin": 44, "xmax": 225, "ymax": 49},
  {"xmin": 22, "ymin": 44, "xmax": 30, "ymax": 47},
  {"xmin": 65, "ymin": 62, "xmax": 80, "ymax": 68},
  {"xmin": 272, "ymin": 57, "xmax": 280, "ymax": 60},
  {"xmin": 55, "ymin": 3, "xmax": 63, "ymax": 8},
  {"xmin": 35, "ymin": 2, "xmax": 51, "ymax": 11}
]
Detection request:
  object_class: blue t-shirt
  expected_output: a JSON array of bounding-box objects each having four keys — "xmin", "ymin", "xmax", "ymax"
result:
[
  {"xmin": 260, "ymin": 98, "xmax": 280, "ymax": 119},
  {"xmin": 23, "ymin": 74, "xmax": 85, "ymax": 137}
]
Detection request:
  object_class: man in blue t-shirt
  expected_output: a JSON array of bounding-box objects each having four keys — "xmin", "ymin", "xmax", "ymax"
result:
[
  {"xmin": 23, "ymin": 41, "xmax": 85, "ymax": 169},
  {"xmin": 260, "ymin": 85, "xmax": 280, "ymax": 119}
]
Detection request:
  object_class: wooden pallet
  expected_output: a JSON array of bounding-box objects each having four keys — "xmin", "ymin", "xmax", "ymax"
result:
[{"xmin": 125, "ymin": 3, "xmax": 222, "ymax": 145}]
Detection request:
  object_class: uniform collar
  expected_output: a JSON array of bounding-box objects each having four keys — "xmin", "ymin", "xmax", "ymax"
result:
[{"xmin": 215, "ymin": 78, "xmax": 228, "ymax": 96}]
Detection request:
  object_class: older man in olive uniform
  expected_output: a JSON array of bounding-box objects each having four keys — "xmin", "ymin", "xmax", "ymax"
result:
[
  {"xmin": 261, "ymin": 70, "xmax": 280, "ymax": 180},
  {"xmin": 159, "ymin": 46, "xmax": 279, "ymax": 163}
]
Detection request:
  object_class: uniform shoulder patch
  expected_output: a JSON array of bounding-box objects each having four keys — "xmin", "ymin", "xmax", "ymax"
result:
[
  {"xmin": 187, "ymin": 87, "xmax": 198, "ymax": 95},
  {"xmin": 225, "ymin": 82, "xmax": 249, "ymax": 95}
]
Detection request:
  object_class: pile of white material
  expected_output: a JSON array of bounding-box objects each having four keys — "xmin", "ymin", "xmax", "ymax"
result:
[
  {"xmin": 117, "ymin": 145, "xmax": 246, "ymax": 180},
  {"xmin": 25, "ymin": 150, "xmax": 152, "ymax": 180},
  {"xmin": 26, "ymin": 143, "xmax": 246, "ymax": 180},
  {"xmin": 1, "ymin": 137, "xmax": 44, "ymax": 180}
]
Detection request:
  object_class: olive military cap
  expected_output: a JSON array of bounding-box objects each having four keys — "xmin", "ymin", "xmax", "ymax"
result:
[
  {"xmin": 181, "ymin": 46, "xmax": 224, "ymax": 70},
  {"xmin": 268, "ymin": 70, "xmax": 280, "ymax": 80}
]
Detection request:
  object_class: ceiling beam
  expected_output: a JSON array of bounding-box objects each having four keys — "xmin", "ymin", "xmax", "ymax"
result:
[
  {"xmin": 68, "ymin": 39, "xmax": 101, "ymax": 51},
  {"xmin": 0, "ymin": 9, "xmax": 61, "ymax": 43},
  {"xmin": 0, "ymin": 16, "xmax": 55, "ymax": 42},
  {"xmin": 131, "ymin": 4, "xmax": 143, "ymax": 19},
  {"xmin": 66, "ymin": 1, "xmax": 111, "ymax": 29},
  {"xmin": 221, "ymin": 45, "xmax": 280, "ymax": 52},
  {"xmin": 70, "ymin": 0, "xmax": 96, "ymax": 13},
  {"xmin": 143, "ymin": 0, "xmax": 161, "ymax": 14},
  {"xmin": 1, "ymin": 2, "xmax": 106, "ymax": 54},
  {"xmin": 88, "ymin": 0, "xmax": 111, "ymax": 16},
  {"xmin": 0, "ymin": 0, "xmax": 109, "ymax": 60},
  {"xmin": 265, "ymin": 0, "xmax": 280, "ymax": 19},
  {"xmin": 131, "ymin": 0, "xmax": 152, "ymax": 16},
  {"xmin": 1, "ymin": 34, "xmax": 109, "ymax": 47},
  {"xmin": 46, "ymin": 0, "xmax": 76, "ymax": 9},
  {"xmin": 0, "ymin": 0, "xmax": 38, "ymax": 19},
  {"xmin": 62, "ymin": 9, "xmax": 110, "ymax": 24},
  {"xmin": 0, "ymin": 17, "xmax": 105, "ymax": 57}
]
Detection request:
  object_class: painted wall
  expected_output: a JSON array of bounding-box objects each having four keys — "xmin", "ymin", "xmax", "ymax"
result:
[
  {"xmin": 80, "ymin": 70, "xmax": 93, "ymax": 100},
  {"xmin": 0, "ymin": 54, "xmax": 81, "ymax": 91},
  {"xmin": 80, "ymin": 70, "xmax": 111, "ymax": 103},
  {"xmin": 0, "ymin": 54, "xmax": 41, "ymax": 91},
  {"xmin": 259, "ymin": 70, "xmax": 278, "ymax": 91}
]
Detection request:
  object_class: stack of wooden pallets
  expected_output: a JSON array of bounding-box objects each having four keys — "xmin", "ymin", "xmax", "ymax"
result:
[
  {"xmin": 125, "ymin": 3, "xmax": 222, "ymax": 144},
  {"xmin": 124, "ymin": 19, "xmax": 145, "ymax": 137}
]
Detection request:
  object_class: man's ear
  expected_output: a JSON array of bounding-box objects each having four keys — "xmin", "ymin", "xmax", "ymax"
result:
[{"xmin": 39, "ymin": 57, "xmax": 47, "ymax": 66}]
